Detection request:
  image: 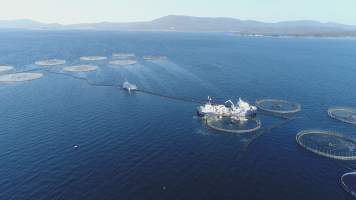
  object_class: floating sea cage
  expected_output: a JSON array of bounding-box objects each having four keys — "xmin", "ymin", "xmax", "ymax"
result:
[
  {"xmin": 79, "ymin": 56, "xmax": 107, "ymax": 61},
  {"xmin": 0, "ymin": 65, "xmax": 14, "ymax": 73},
  {"xmin": 112, "ymin": 53, "xmax": 136, "ymax": 59},
  {"xmin": 256, "ymin": 99, "xmax": 301, "ymax": 114},
  {"xmin": 0, "ymin": 73, "xmax": 44, "ymax": 83},
  {"xmin": 328, "ymin": 107, "xmax": 356, "ymax": 125},
  {"xmin": 341, "ymin": 172, "xmax": 356, "ymax": 198},
  {"xmin": 109, "ymin": 60, "xmax": 137, "ymax": 66},
  {"xmin": 143, "ymin": 56, "xmax": 167, "ymax": 60},
  {"xmin": 63, "ymin": 65, "xmax": 98, "ymax": 72},
  {"xmin": 205, "ymin": 115, "xmax": 261, "ymax": 134},
  {"xmin": 296, "ymin": 130, "xmax": 356, "ymax": 160},
  {"xmin": 35, "ymin": 59, "xmax": 66, "ymax": 66}
]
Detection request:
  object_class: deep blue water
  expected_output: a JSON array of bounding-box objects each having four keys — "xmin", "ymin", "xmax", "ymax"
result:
[{"xmin": 1, "ymin": 31, "xmax": 356, "ymax": 200}]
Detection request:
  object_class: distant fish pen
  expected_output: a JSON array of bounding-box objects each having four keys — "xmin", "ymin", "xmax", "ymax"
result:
[
  {"xmin": 0, "ymin": 72, "xmax": 44, "ymax": 83},
  {"xmin": 63, "ymin": 65, "xmax": 98, "ymax": 72},
  {"xmin": 35, "ymin": 59, "xmax": 66, "ymax": 66},
  {"xmin": 328, "ymin": 107, "xmax": 356, "ymax": 125},
  {"xmin": 0, "ymin": 65, "xmax": 14, "ymax": 73},
  {"xmin": 80, "ymin": 56, "xmax": 107, "ymax": 61},
  {"xmin": 109, "ymin": 60, "xmax": 138, "ymax": 66},
  {"xmin": 143, "ymin": 56, "xmax": 167, "ymax": 60},
  {"xmin": 112, "ymin": 53, "xmax": 136, "ymax": 59},
  {"xmin": 296, "ymin": 130, "xmax": 356, "ymax": 160}
]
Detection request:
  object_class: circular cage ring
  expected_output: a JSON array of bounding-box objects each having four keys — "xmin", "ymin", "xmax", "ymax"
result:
[
  {"xmin": 296, "ymin": 130, "xmax": 356, "ymax": 160},
  {"xmin": 328, "ymin": 107, "xmax": 356, "ymax": 125},
  {"xmin": 256, "ymin": 99, "xmax": 301, "ymax": 114},
  {"xmin": 0, "ymin": 73, "xmax": 44, "ymax": 83},
  {"xmin": 341, "ymin": 172, "xmax": 356, "ymax": 198},
  {"xmin": 205, "ymin": 115, "xmax": 261, "ymax": 134},
  {"xmin": 35, "ymin": 59, "xmax": 66, "ymax": 66}
]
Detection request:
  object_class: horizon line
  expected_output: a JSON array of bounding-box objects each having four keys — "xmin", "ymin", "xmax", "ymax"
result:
[{"xmin": 1, "ymin": 15, "xmax": 355, "ymax": 26}]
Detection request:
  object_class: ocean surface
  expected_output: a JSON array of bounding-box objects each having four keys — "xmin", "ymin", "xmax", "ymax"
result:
[{"xmin": 0, "ymin": 31, "xmax": 356, "ymax": 200}]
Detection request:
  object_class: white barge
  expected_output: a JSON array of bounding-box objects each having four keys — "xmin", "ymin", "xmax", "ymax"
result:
[{"xmin": 197, "ymin": 97, "xmax": 257, "ymax": 119}]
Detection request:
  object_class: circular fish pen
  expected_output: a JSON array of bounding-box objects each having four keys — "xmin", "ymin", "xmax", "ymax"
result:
[
  {"xmin": 341, "ymin": 172, "xmax": 356, "ymax": 198},
  {"xmin": 112, "ymin": 53, "xmax": 135, "ymax": 59},
  {"xmin": 80, "ymin": 56, "xmax": 107, "ymax": 61},
  {"xmin": 328, "ymin": 107, "xmax": 356, "ymax": 125},
  {"xmin": 256, "ymin": 99, "xmax": 301, "ymax": 114},
  {"xmin": 0, "ymin": 73, "xmax": 43, "ymax": 83},
  {"xmin": 143, "ymin": 56, "xmax": 167, "ymax": 60},
  {"xmin": 0, "ymin": 65, "xmax": 14, "ymax": 73},
  {"xmin": 63, "ymin": 65, "xmax": 98, "ymax": 72},
  {"xmin": 296, "ymin": 130, "xmax": 356, "ymax": 160},
  {"xmin": 35, "ymin": 59, "xmax": 66, "ymax": 66},
  {"xmin": 205, "ymin": 115, "xmax": 261, "ymax": 133},
  {"xmin": 109, "ymin": 60, "xmax": 137, "ymax": 66}
]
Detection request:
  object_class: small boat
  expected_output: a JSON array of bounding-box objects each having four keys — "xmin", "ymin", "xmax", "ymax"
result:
[{"xmin": 122, "ymin": 81, "xmax": 138, "ymax": 92}]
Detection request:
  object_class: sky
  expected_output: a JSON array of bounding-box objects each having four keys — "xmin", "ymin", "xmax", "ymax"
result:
[{"xmin": 0, "ymin": 0, "xmax": 355, "ymax": 25}]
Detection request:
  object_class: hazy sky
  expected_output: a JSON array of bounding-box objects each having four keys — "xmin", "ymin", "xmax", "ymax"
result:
[{"xmin": 0, "ymin": 0, "xmax": 355, "ymax": 25}]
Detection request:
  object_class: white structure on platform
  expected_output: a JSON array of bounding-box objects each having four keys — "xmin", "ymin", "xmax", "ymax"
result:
[{"xmin": 197, "ymin": 97, "xmax": 257, "ymax": 119}]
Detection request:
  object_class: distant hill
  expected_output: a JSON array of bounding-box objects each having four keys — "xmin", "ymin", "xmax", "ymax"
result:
[
  {"xmin": 1, "ymin": 15, "xmax": 356, "ymax": 36},
  {"xmin": 0, "ymin": 19, "xmax": 62, "ymax": 30}
]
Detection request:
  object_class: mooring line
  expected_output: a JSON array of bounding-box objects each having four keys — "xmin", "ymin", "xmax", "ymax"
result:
[
  {"xmin": 41, "ymin": 69, "xmax": 208, "ymax": 104},
  {"xmin": 26, "ymin": 68, "xmax": 299, "ymax": 124},
  {"xmin": 43, "ymin": 69, "xmax": 117, "ymax": 87},
  {"xmin": 136, "ymin": 89, "xmax": 208, "ymax": 104},
  {"xmin": 239, "ymin": 116, "xmax": 297, "ymax": 153}
]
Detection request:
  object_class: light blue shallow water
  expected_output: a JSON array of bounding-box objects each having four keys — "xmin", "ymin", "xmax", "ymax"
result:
[{"xmin": 0, "ymin": 31, "xmax": 356, "ymax": 200}]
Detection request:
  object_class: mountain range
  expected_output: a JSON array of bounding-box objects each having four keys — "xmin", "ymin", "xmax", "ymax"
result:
[{"xmin": 1, "ymin": 15, "xmax": 356, "ymax": 36}]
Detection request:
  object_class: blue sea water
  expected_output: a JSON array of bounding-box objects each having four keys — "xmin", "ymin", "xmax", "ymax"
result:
[{"xmin": 0, "ymin": 30, "xmax": 356, "ymax": 200}]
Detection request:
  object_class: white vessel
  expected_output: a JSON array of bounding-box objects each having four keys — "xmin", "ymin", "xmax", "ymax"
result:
[
  {"xmin": 122, "ymin": 81, "xmax": 138, "ymax": 92},
  {"xmin": 197, "ymin": 97, "xmax": 257, "ymax": 119},
  {"xmin": 197, "ymin": 97, "xmax": 230, "ymax": 116}
]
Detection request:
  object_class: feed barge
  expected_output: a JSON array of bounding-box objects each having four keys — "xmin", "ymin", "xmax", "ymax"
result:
[{"xmin": 197, "ymin": 97, "xmax": 257, "ymax": 120}]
